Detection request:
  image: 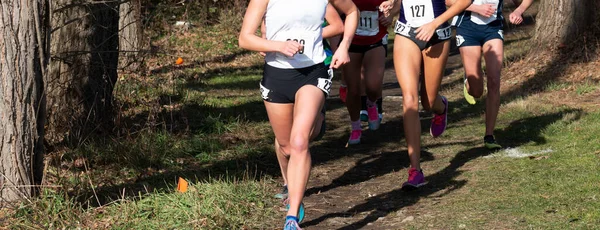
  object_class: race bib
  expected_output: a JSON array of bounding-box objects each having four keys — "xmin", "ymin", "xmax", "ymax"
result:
[
  {"xmin": 356, "ymin": 11, "xmax": 379, "ymax": 36},
  {"xmin": 274, "ymin": 30, "xmax": 315, "ymax": 60},
  {"xmin": 436, "ymin": 26, "xmax": 451, "ymax": 40},
  {"xmin": 470, "ymin": 0, "xmax": 500, "ymax": 25},
  {"xmin": 317, "ymin": 77, "xmax": 332, "ymax": 94},
  {"xmin": 402, "ymin": 0, "xmax": 434, "ymax": 27},
  {"xmin": 394, "ymin": 21, "xmax": 411, "ymax": 37}
]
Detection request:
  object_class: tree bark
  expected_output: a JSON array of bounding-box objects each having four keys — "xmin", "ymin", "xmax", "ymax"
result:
[
  {"xmin": 534, "ymin": 0, "xmax": 598, "ymax": 46},
  {"xmin": 0, "ymin": 0, "xmax": 47, "ymax": 202},
  {"xmin": 119, "ymin": 0, "xmax": 144, "ymax": 72},
  {"xmin": 46, "ymin": 0, "xmax": 119, "ymax": 145}
]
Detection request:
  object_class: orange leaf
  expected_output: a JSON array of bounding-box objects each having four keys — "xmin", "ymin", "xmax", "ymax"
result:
[{"xmin": 177, "ymin": 177, "xmax": 188, "ymax": 193}]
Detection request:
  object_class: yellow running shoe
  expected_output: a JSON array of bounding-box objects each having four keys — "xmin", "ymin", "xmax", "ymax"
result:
[
  {"xmin": 484, "ymin": 135, "xmax": 502, "ymax": 150},
  {"xmin": 464, "ymin": 77, "xmax": 476, "ymax": 105}
]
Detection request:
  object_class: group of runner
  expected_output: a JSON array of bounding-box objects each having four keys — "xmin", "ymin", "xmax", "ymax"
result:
[{"xmin": 238, "ymin": 0, "xmax": 532, "ymax": 228}]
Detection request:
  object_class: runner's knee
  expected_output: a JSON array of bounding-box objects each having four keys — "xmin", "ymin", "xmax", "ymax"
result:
[
  {"xmin": 277, "ymin": 141, "xmax": 292, "ymax": 158},
  {"xmin": 402, "ymin": 93, "xmax": 420, "ymax": 110},
  {"xmin": 289, "ymin": 135, "xmax": 310, "ymax": 156}
]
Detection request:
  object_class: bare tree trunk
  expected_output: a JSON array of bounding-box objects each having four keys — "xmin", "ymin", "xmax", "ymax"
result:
[
  {"xmin": 119, "ymin": 0, "xmax": 144, "ymax": 72},
  {"xmin": 0, "ymin": 0, "xmax": 47, "ymax": 202},
  {"xmin": 46, "ymin": 0, "xmax": 119, "ymax": 145},
  {"xmin": 534, "ymin": 0, "xmax": 596, "ymax": 46}
]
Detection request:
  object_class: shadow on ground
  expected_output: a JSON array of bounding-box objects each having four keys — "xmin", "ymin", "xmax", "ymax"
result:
[{"xmin": 301, "ymin": 108, "xmax": 582, "ymax": 229}]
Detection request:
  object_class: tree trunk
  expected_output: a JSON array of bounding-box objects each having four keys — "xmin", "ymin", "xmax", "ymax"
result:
[
  {"xmin": 0, "ymin": 0, "xmax": 47, "ymax": 202},
  {"xmin": 534, "ymin": 0, "xmax": 598, "ymax": 46},
  {"xmin": 46, "ymin": 0, "xmax": 120, "ymax": 145},
  {"xmin": 119, "ymin": 0, "xmax": 144, "ymax": 72}
]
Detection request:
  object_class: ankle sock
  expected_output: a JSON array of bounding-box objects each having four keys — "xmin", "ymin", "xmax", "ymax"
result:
[
  {"xmin": 286, "ymin": 215, "xmax": 299, "ymax": 222},
  {"xmin": 351, "ymin": 120, "xmax": 361, "ymax": 130}
]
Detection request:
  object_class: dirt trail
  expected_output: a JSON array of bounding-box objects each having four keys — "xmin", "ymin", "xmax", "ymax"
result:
[
  {"xmin": 299, "ymin": 16, "xmax": 539, "ymax": 230},
  {"xmin": 296, "ymin": 45, "xmax": 464, "ymax": 229}
]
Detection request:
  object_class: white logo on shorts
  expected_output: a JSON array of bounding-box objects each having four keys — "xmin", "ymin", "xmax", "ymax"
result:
[
  {"xmin": 259, "ymin": 83, "xmax": 270, "ymax": 100},
  {"xmin": 498, "ymin": 30, "xmax": 504, "ymax": 40},
  {"xmin": 456, "ymin": 35, "xmax": 465, "ymax": 47}
]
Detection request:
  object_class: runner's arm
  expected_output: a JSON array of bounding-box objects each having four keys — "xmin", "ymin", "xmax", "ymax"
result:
[
  {"xmin": 330, "ymin": 0, "xmax": 358, "ymax": 52},
  {"xmin": 512, "ymin": 0, "xmax": 533, "ymax": 16},
  {"xmin": 239, "ymin": 0, "xmax": 302, "ymax": 56},
  {"xmin": 328, "ymin": 0, "xmax": 358, "ymax": 68},
  {"xmin": 509, "ymin": 0, "xmax": 533, "ymax": 24},
  {"xmin": 379, "ymin": 0, "xmax": 402, "ymax": 18},
  {"xmin": 431, "ymin": 0, "xmax": 471, "ymax": 27},
  {"xmin": 323, "ymin": 4, "xmax": 344, "ymax": 39}
]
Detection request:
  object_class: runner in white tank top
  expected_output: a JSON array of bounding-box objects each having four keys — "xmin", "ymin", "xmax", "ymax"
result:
[
  {"xmin": 379, "ymin": 0, "xmax": 470, "ymax": 190},
  {"xmin": 239, "ymin": 0, "xmax": 358, "ymax": 229}
]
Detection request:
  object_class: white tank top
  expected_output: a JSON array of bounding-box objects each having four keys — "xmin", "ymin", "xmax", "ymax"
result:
[{"xmin": 264, "ymin": 0, "xmax": 328, "ymax": 69}]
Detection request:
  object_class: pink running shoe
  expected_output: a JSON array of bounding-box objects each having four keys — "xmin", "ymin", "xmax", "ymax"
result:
[
  {"xmin": 339, "ymin": 85, "xmax": 347, "ymax": 103},
  {"xmin": 348, "ymin": 129, "xmax": 361, "ymax": 145},
  {"xmin": 367, "ymin": 106, "xmax": 380, "ymax": 130},
  {"xmin": 430, "ymin": 96, "xmax": 448, "ymax": 138},
  {"xmin": 402, "ymin": 168, "xmax": 427, "ymax": 190}
]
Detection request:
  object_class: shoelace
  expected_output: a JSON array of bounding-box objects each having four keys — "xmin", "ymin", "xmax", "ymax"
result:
[
  {"xmin": 432, "ymin": 114, "xmax": 444, "ymax": 125},
  {"xmin": 408, "ymin": 170, "xmax": 418, "ymax": 181},
  {"xmin": 285, "ymin": 220, "xmax": 301, "ymax": 230}
]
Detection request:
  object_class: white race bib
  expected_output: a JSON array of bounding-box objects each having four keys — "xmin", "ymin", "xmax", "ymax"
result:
[
  {"xmin": 394, "ymin": 21, "xmax": 411, "ymax": 37},
  {"xmin": 470, "ymin": 0, "xmax": 499, "ymax": 25},
  {"xmin": 356, "ymin": 11, "xmax": 379, "ymax": 36},
  {"xmin": 436, "ymin": 26, "xmax": 451, "ymax": 40},
  {"xmin": 402, "ymin": 0, "xmax": 434, "ymax": 27},
  {"xmin": 317, "ymin": 77, "xmax": 332, "ymax": 94}
]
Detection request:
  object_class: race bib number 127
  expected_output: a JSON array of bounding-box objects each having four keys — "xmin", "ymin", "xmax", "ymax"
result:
[{"xmin": 403, "ymin": 0, "xmax": 434, "ymax": 27}]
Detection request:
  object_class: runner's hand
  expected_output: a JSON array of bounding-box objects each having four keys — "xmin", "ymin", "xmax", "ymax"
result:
[
  {"xmin": 415, "ymin": 22, "xmax": 437, "ymax": 42},
  {"xmin": 378, "ymin": 0, "xmax": 394, "ymax": 17},
  {"xmin": 278, "ymin": 40, "xmax": 304, "ymax": 57},
  {"xmin": 330, "ymin": 49, "xmax": 350, "ymax": 69},
  {"xmin": 476, "ymin": 4, "xmax": 496, "ymax": 18},
  {"xmin": 379, "ymin": 15, "xmax": 393, "ymax": 27},
  {"xmin": 259, "ymin": 52, "xmax": 266, "ymax": 57},
  {"xmin": 509, "ymin": 9, "xmax": 524, "ymax": 24}
]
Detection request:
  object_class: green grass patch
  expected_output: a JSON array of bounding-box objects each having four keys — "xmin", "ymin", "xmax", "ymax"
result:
[
  {"xmin": 9, "ymin": 178, "xmax": 278, "ymax": 229},
  {"xmin": 407, "ymin": 102, "xmax": 600, "ymax": 229},
  {"xmin": 575, "ymin": 80, "xmax": 599, "ymax": 95}
]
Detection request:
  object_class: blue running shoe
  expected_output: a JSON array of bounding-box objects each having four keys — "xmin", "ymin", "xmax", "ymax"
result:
[
  {"xmin": 285, "ymin": 203, "xmax": 305, "ymax": 223},
  {"xmin": 274, "ymin": 185, "xmax": 288, "ymax": 199},
  {"xmin": 283, "ymin": 217, "xmax": 302, "ymax": 230}
]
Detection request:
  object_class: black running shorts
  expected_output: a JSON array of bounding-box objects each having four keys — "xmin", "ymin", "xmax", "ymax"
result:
[
  {"xmin": 348, "ymin": 36, "xmax": 389, "ymax": 57},
  {"xmin": 260, "ymin": 63, "xmax": 332, "ymax": 104},
  {"xmin": 394, "ymin": 21, "xmax": 451, "ymax": 51}
]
